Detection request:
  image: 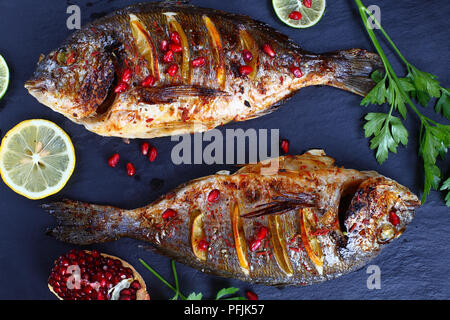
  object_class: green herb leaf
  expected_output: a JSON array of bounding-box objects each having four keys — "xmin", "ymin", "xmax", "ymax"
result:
[
  {"xmin": 440, "ymin": 177, "xmax": 450, "ymax": 206},
  {"xmin": 408, "ymin": 67, "xmax": 441, "ymax": 99},
  {"xmin": 371, "ymin": 70, "xmax": 384, "ymax": 83},
  {"xmin": 435, "ymin": 88, "xmax": 450, "ymax": 120},
  {"xmin": 186, "ymin": 292, "xmax": 203, "ymax": 300},
  {"xmin": 216, "ymin": 287, "xmax": 240, "ymax": 300},
  {"xmin": 361, "ymin": 79, "xmax": 387, "ymax": 106}
]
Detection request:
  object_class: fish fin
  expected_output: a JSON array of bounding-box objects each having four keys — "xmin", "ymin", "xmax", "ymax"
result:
[
  {"xmin": 42, "ymin": 199, "xmax": 127, "ymax": 245},
  {"xmin": 325, "ymin": 48, "xmax": 383, "ymax": 96},
  {"xmin": 136, "ymin": 85, "xmax": 229, "ymax": 104},
  {"xmin": 242, "ymin": 193, "xmax": 316, "ymax": 219}
]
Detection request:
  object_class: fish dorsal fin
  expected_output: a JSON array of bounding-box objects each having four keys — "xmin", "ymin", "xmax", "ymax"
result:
[{"xmin": 135, "ymin": 85, "xmax": 229, "ymax": 104}]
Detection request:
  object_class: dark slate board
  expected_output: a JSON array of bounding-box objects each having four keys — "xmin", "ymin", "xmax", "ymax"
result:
[{"xmin": 0, "ymin": 0, "xmax": 449, "ymax": 300}]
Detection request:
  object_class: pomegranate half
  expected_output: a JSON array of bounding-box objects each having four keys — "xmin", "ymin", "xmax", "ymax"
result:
[{"xmin": 48, "ymin": 249, "xmax": 150, "ymax": 300}]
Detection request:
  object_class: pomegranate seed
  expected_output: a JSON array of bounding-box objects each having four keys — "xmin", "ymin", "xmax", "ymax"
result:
[
  {"xmin": 120, "ymin": 295, "xmax": 132, "ymax": 300},
  {"xmin": 114, "ymin": 82, "xmax": 128, "ymax": 94},
  {"xmin": 126, "ymin": 163, "xmax": 136, "ymax": 176},
  {"xmin": 262, "ymin": 44, "xmax": 276, "ymax": 57},
  {"xmin": 163, "ymin": 50, "xmax": 174, "ymax": 63},
  {"xmin": 389, "ymin": 211, "xmax": 400, "ymax": 226},
  {"xmin": 256, "ymin": 226, "xmax": 268, "ymax": 240},
  {"xmin": 121, "ymin": 69, "xmax": 132, "ymax": 84},
  {"xmin": 141, "ymin": 142, "xmax": 150, "ymax": 156},
  {"xmin": 280, "ymin": 139, "xmax": 289, "ymax": 154},
  {"xmin": 167, "ymin": 64, "xmax": 178, "ymax": 76},
  {"xmin": 303, "ymin": 0, "xmax": 312, "ymax": 8},
  {"xmin": 239, "ymin": 65, "xmax": 253, "ymax": 76},
  {"xmin": 207, "ymin": 189, "xmax": 220, "ymax": 203},
  {"xmin": 169, "ymin": 43, "xmax": 183, "ymax": 53},
  {"xmin": 288, "ymin": 11, "xmax": 302, "ymax": 20},
  {"xmin": 108, "ymin": 153, "xmax": 120, "ymax": 168},
  {"xmin": 120, "ymin": 289, "xmax": 131, "ymax": 296},
  {"xmin": 290, "ymin": 66, "xmax": 303, "ymax": 78},
  {"xmin": 249, "ymin": 239, "xmax": 261, "ymax": 252},
  {"xmin": 191, "ymin": 57, "xmax": 206, "ymax": 68},
  {"xmin": 142, "ymin": 75, "xmax": 155, "ymax": 87},
  {"xmin": 97, "ymin": 292, "xmax": 106, "ymax": 300},
  {"xmin": 160, "ymin": 39, "xmax": 169, "ymax": 51},
  {"xmin": 242, "ymin": 49, "xmax": 253, "ymax": 62},
  {"xmin": 148, "ymin": 146, "xmax": 158, "ymax": 162},
  {"xmin": 130, "ymin": 280, "xmax": 141, "ymax": 290},
  {"xmin": 246, "ymin": 290, "xmax": 258, "ymax": 300},
  {"xmin": 162, "ymin": 209, "xmax": 177, "ymax": 220},
  {"xmin": 170, "ymin": 31, "xmax": 181, "ymax": 45},
  {"xmin": 198, "ymin": 240, "xmax": 209, "ymax": 251}
]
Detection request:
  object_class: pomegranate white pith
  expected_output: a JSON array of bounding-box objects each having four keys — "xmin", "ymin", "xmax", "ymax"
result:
[{"xmin": 48, "ymin": 250, "xmax": 149, "ymax": 300}]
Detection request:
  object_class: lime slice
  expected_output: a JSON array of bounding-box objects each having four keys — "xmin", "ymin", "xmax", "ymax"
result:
[
  {"xmin": 0, "ymin": 54, "xmax": 9, "ymax": 100},
  {"xmin": 273, "ymin": 0, "xmax": 326, "ymax": 28},
  {"xmin": 0, "ymin": 119, "xmax": 76, "ymax": 200}
]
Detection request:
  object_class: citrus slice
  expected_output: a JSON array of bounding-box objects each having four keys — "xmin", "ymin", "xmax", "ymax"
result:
[
  {"xmin": 0, "ymin": 54, "xmax": 10, "ymax": 100},
  {"xmin": 191, "ymin": 210, "xmax": 207, "ymax": 261},
  {"xmin": 231, "ymin": 203, "xmax": 249, "ymax": 274},
  {"xmin": 273, "ymin": 0, "xmax": 326, "ymax": 28},
  {"xmin": 299, "ymin": 208, "xmax": 324, "ymax": 274},
  {"xmin": 0, "ymin": 119, "xmax": 76, "ymax": 199}
]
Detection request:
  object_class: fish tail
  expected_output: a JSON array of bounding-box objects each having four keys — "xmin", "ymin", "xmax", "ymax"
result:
[
  {"xmin": 43, "ymin": 199, "xmax": 135, "ymax": 245},
  {"xmin": 324, "ymin": 48, "xmax": 383, "ymax": 96}
]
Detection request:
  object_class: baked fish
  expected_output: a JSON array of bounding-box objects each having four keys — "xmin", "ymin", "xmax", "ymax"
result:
[
  {"xmin": 44, "ymin": 150, "xmax": 420, "ymax": 286},
  {"xmin": 26, "ymin": 1, "xmax": 382, "ymax": 139}
]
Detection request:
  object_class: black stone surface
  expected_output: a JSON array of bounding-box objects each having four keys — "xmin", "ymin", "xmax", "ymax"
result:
[{"xmin": 0, "ymin": 0, "xmax": 449, "ymax": 300}]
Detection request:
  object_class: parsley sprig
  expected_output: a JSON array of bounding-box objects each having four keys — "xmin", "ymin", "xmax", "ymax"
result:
[
  {"xmin": 139, "ymin": 258, "xmax": 247, "ymax": 300},
  {"xmin": 355, "ymin": 0, "xmax": 450, "ymax": 205}
]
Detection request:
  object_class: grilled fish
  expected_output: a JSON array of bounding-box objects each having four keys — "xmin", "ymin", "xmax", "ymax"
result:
[
  {"xmin": 26, "ymin": 1, "xmax": 382, "ymax": 139},
  {"xmin": 44, "ymin": 150, "xmax": 420, "ymax": 286}
]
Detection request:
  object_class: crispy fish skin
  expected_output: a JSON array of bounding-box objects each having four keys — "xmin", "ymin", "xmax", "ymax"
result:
[
  {"xmin": 44, "ymin": 150, "xmax": 420, "ymax": 286},
  {"xmin": 25, "ymin": 1, "xmax": 382, "ymax": 139}
]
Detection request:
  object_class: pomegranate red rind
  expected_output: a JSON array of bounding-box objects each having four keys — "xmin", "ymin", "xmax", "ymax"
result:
[{"xmin": 48, "ymin": 250, "xmax": 149, "ymax": 300}]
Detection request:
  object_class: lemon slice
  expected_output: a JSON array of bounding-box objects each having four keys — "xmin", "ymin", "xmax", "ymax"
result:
[
  {"xmin": 191, "ymin": 210, "xmax": 207, "ymax": 261},
  {"xmin": 300, "ymin": 208, "xmax": 324, "ymax": 274},
  {"xmin": 0, "ymin": 54, "xmax": 9, "ymax": 100},
  {"xmin": 0, "ymin": 119, "xmax": 76, "ymax": 199},
  {"xmin": 273, "ymin": 0, "xmax": 326, "ymax": 28}
]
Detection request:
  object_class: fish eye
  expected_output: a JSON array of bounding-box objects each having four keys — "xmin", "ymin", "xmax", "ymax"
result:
[{"xmin": 377, "ymin": 224, "xmax": 396, "ymax": 244}]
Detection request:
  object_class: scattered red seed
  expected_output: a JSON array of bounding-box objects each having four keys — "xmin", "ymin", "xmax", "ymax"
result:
[
  {"xmin": 249, "ymin": 239, "xmax": 262, "ymax": 252},
  {"xmin": 142, "ymin": 75, "xmax": 156, "ymax": 87},
  {"xmin": 169, "ymin": 43, "xmax": 183, "ymax": 53},
  {"xmin": 140, "ymin": 142, "xmax": 150, "ymax": 156},
  {"xmin": 303, "ymin": 0, "xmax": 312, "ymax": 8},
  {"xmin": 126, "ymin": 163, "xmax": 136, "ymax": 176},
  {"xmin": 66, "ymin": 52, "xmax": 76, "ymax": 65},
  {"xmin": 146, "ymin": 118, "xmax": 154, "ymax": 123},
  {"xmin": 207, "ymin": 189, "xmax": 220, "ymax": 203},
  {"xmin": 197, "ymin": 240, "xmax": 209, "ymax": 251},
  {"xmin": 290, "ymin": 66, "xmax": 303, "ymax": 78},
  {"xmin": 170, "ymin": 31, "xmax": 181, "ymax": 45},
  {"xmin": 148, "ymin": 146, "xmax": 158, "ymax": 162},
  {"xmin": 256, "ymin": 226, "xmax": 268, "ymax": 240},
  {"xmin": 162, "ymin": 209, "xmax": 177, "ymax": 220},
  {"xmin": 160, "ymin": 40, "xmax": 169, "ymax": 51},
  {"xmin": 389, "ymin": 211, "xmax": 400, "ymax": 226},
  {"xmin": 239, "ymin": 65, "xmax": 253, "ymax": 76},
  {"xmin": 167, "ymin": 64, "xmax": 178, "ymax": 76},
  {"xmin": 114, "ymin": 83, "xmax": 128, "ymax": 94},
  {"xmin": 246, "ymin": 291, "xmax": 258, "ymax": 300},
  {"xmin": 311, "ymin": 228, "xmax": 330, "ymax": 236},
  {"xmin": 242, "ymin": 49, "xmax": 253, "ymax": 62},
  {"xmin": 121, "ymin": 69, "xmax": 132, "ymax": 84},
  {"xmin": 280, "ymin": 139, "xmax": 289, "ymax": 154},
  {"xmin": 191, "ymin": 57, "xmax": 206, "ymax": 68},
  {"xmin": 289, "ymin": 11, "xmax": 302, "ymax": 20},
  {"xmin": 108, "ymin": 153, "xmax": 120, "ymax": 168},
  {"xmin": 262, "ymin": 43, "xmax": 276, "ymax": 57},
  {"xmin": 163, "ymin": 50, "xmax": 174, "ymax": 63}
]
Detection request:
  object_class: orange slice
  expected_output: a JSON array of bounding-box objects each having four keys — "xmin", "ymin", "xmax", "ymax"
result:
[
  {"xmin": 203, "ymin": 15, "xmax": 225, "ymax": 88},
  {"xmin": 191, "ymin": 210, "xmax": 207, "ymax": 261},
  {"xmin": 300, "ymin": 208, "xmax": 324, "ymax": 274},
  {"xmin": 167, "ymin": 17, "xmax": 191, "ymax": 83},
  {"xmin": 239, "ymin": 30, "xmax": 259, "ymax": 80},
  {"xmin": 129, "ymin": 14, "xmax": 159, "ymax": 80},
  {"xmin": 231, "ymin": 203, "xmax": 249, "ymax": 274},
  {"xmin": 268, "ymin": 215, "xmax": 293, "ymax": 276}
]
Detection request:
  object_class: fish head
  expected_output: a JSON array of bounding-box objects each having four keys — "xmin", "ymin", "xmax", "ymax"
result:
[
  {"xmin": 25, "ymin": 38, "xmax": 116, "ymax": 121},
  {"xmin": 343, "ymin": 176, "xmax": 420, "ymax": 253}
]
